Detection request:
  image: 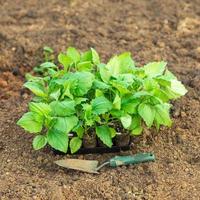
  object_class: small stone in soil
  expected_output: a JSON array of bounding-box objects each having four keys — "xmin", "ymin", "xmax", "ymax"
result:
[{"xmin": 12, "ymin": 67, "xmax": 20, "ymax": 76}]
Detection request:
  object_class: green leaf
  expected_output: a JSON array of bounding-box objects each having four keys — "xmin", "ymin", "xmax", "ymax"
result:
[
  {"xmin": 17, "ymin": 112, "xmax": 43, "ymax": 133},
  {"xmin": 92, "ymin": 96, "xmax": 112, "ymax": 115},
  {"xmin": 110, "ymin": 109, "xmax": 125, "ymax": 117},
  {"xmin": 120, "ymin": 114, "xmax": 132, "ymax": 129},
  {"xmin": 155, "ymin": 77, "xmax": 171, "ymax": 87},
  {"xmin": 67, "ymin": 47, "xmax": 80, "ymax": 63},
  {"xmin": 49, "ymin": 88, "xmax": 61, "ymax": 100},
  {"xmin": 164, "ymin": 69, "xmax": 177, "ymax": 80},
  {"xmin": 138, "ymin": 103, "xmax": 155, "ymax": 127},
  {"xmin": 33, "ymin": 135, "xmax": 47, "ymax": 150},
  {"xmin": 95, "ymin": 89, "xmax": 104, "ymax": 97},
  {"xmin": 93, "ymin": 79, "xmax": 110, "ymax": 90},
  {"xmin": 170, "ymin": 80, "xmax": 187, "ymax": 97},
  {"xmin": 121, "ymin": 96, "xmax": 140, "ymax": 114},
  {"xmin": 24, "ymin": 82, "xmax": 47, "ymax": 97},
  {"xmin": 40, "ymin": 62, "xmax": 57, "ymax": 69},
  {"xmin": 73, "ymin": 124, "xmax": 84, "ymax": 138},
  {"xmin": 80, "ymin": 50, "xmax": 92, "ymax": 62},
  {"xmin": 99, "ymin": 64, "xmax": 112, "ymax": 83},
  {"xmin": 154, "ymin": 104, "xmax": 172, "ymax": 127},
  {"xmin": 131, "ymin": 126, "xmax": 143, "ymax": 136},
  {"xmin": 105, "ymin": 52, "xmax": 134, "ymax": 77},
  {"xmin": 58, "ymin": 53, "xmax": 72, "ymax": 70},
  {"xmin": 153, "ymin": 89, "xmax": 170, "ymax": 102},
  {"xmin": 50, "ymin": 99, "xmax": 75, "ymax": 117},
  {"xmin": 82, "ymin": 104, "xmax": 94, "ymax": 126},
  {"xmin": 47, "ymin": 128, "xmax": 68, "ymax": 153},
  {"xmin": 113, "ymin": 93, "xmax": 121, "ymax": 110},
  {"xmin": 129, "ymin": 115, "xmax": 143, "ymax": 135},
  {"xmin": 91, "ymin": 48, "xmax": 100, "ymax": 65},
  {"xmin": 29, "ymin": 102, "xmax": 52, "ymax": 117},
  {"xmin": 96, "ymin": 125, "xmax": 113, "ymax": 147},
  {"xmin": 58, "ymin": 79, "xmax": 74, "ymax": 99},
  {"xmin": 110, "ymin": 80, "xmax": 130, "ymax": 95},
  {"xmin": 70, "ymin": 137, "xmax": 82, "ymax": 154},
  {"xmin": 71, "ymin": 72, "xmax": 94, "ymax": 96},
  {"xmin": 74, "ymin": 97, "xmax": 87, "ymax": 105},
  {"xmin": 109, "ymin": 127, "xmax": 117, "ymax": 138},
  {"xmin": 143, "ymin": 78, "xmax": 159, "ymax": 91},
  {"xmin": 43, "ymin": 46, "xmax": 54, "ymax": 53},
  {"xmin": 54, "ymin": 116, "xmax": 78, "ymax": 133},
  {"xmin": 144, "ymin": 61, "xmax": 167, "ymax": 78},
  {"xmin": 129, "ymin": 115, "xmax": 141, "ymax": 130},
  {"xmin": 105, "ymin": 56, "xmax": 120, "ymax": 77},
  {"xmin": 118, "ymin": 52, "xmax": 135, "ymax": 71},
  {"xmin": 77, "ymin": 61, "xmax": 92, "ymax": 71}
]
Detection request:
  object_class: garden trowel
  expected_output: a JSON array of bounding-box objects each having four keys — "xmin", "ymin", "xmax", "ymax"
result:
[{"xmin": 54, "ymin": 152, "xmax": 155, "ymax": 174}]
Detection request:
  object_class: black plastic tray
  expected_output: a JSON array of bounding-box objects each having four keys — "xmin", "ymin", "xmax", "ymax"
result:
[{"xmin": 53, "ymin": 144, "xmax": 131, "ymax": 155}]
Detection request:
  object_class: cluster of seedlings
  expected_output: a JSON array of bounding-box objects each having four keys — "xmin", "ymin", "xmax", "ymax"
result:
[{"xmin": 17, "ymin": 47, "xmax": 187, "ymax": 153}]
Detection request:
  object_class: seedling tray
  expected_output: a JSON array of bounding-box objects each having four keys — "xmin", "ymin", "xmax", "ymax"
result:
[{"xmin": 53, "ymin": 144, "xmax": 131, "ymax": 155}]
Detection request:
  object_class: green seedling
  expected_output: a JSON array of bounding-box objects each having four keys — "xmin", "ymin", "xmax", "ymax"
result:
[{"xmin": 17, "ymin": 47, "xmax": 187, "ymax": 154}]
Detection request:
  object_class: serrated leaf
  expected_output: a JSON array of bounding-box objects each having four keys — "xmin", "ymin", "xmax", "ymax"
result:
[
  {"xmin": 47, "ymin": 128, "xmax": 68, "ymax": 153},
  {"xmin": 96, "ymin": 125, "xmax": 113, "ymax": 147},
  {"xmin": 105, "ymin": 52, "xmax": 134, "ymax": 77},
  {"xmin": 110, "ymin": 109, "xmax": 125, "ymax": 117},
  {"xmin": 33, "ymin": 135, "xmax": 47, "ymax": 150},
  {"xmin": 54, "ymin": 116, "xmax": 78, "ymax": 133},
  {"xmin": 170, "ymin": 80, "xmax": 187, "ymax": 97},
  {"xmin": 29, "ymin": 102, "xmax": 51, "ymax": 117},
  {"xmin": 71, "ymin": 72, "xmax": 94, "ymax": 96},
  {"xmin": 93, "ymin": 79, "xmax": 110, "ymax": 90},
  {"xmin": 80, "ymin": 50, "xmax": 92, "ymax": 62},
  {"xmin": 70, "ymin": 137, "xmax": 82, "ymax": 154},
  {"xmin": 24, "ymin": 82, "xmax": 47, "ymax": 97},
  {"xmin": 118, "ymin": 52, "xmax": 135, "ymax": 71},
  {"xmin": 91, "ymin": 48, "xmax": 100, "ymax": 65},
  {"xmin": 50, "ymin": 99, "xmax": 75, "ymax": 117},
  {"xmin": 82, "ymin": 103, "xmax": 94, "ymax": 126},
  {"xmin": 154, "ymin": 104, "xmax": 172, "ymax": 127},
  {"xmin": 144, "ymin": 61, "xmax": 167, "ymax": 78},
  {"xmin": 73, "ymin": 124, "xmax": 84, "ymax": 138},
  {"xmin": 120, "ymin": 114, "xmax": 132, "ymax": 129},
  {"xmin": 77, "ymin": 61, "xmax": 92, "ymax": 71},
  {"xmin": 121, "ymin": 96, "xmax": 140, "ymax": 114},
  {"xmin": 113, "ymin": 93, "xmax": 121, "ymax": 110},
  {"xmin": 67, "ymin": 47, "xmax": 80, "ymax": 63},
  {"xmin": 105, "ymin": 56, "xmax": 119, "ymax": 77},
  {"xmin": 95, "ymin": 89, "xmax": 104, "ymax": 97},
  {"xmin": 99, "ymin": 64, "xmax": 112, "ymax": 83},
  {"xmin": 110, "ymin": 80, "xmax": 130, "ymax": 94},
  {"xmin": 92, "ymin": 96, "xmax": 112, "ymax": 115},
  {"xmin": 131, "ymin": 126, "xmax": 143, "ymax": 136},
  {"xmin": 17, "ymin": 112, "xmax": 43, "ymax": 133},
  {"xmin": 164, "ymin": 69, "xmax": 177, "ymax": 80},
  {"xmin": 143, "ymin": 78, "xmax": 159, "ymax": 91},
  {"xmin": 138, "ymin": 103, "xmax": 155, "ymax": 127},
  {"xmin": 49, "ymin": 88, "xmax": 61, "ymax": 100},
  {"xmin": 109, "ymin": 127, "xmax": 117, "ymax": 138},
  {"xmin": 74, "ymin": 97, "xmax": 87, "ymax": 105},
  {"xmin": 40, "ymin": 62, "xmax": 57, "ymax": 69},
  {"xmin": 58, "ymin": 53, "xmax": 72, "ymax": 70},
  {"xmin": 129, "ymin": 115, "xmax": 141, "ymax": 130}
]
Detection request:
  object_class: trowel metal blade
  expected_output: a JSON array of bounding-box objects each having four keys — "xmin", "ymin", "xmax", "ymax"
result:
[{"xmin": 54, "ymin": 159, "xmax": 99, "ymax": 174}]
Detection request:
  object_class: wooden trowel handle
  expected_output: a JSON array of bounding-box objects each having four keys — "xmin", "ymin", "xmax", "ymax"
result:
[{"xmin": 109, "ymin": 153, "xmax": 155, "ymax": 167}]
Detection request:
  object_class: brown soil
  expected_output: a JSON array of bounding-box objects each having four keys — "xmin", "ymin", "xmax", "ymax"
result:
[
  {"xmin": 115, "ymin": 133, "xmax": 130, "ymax": 147},
  {"xmin": 83, "ymin": 132, "xmax": 97, "ymax": 148},
  {"xmin": 0, "ymin": 0, "xmax": 200, "ymax": 199}
]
